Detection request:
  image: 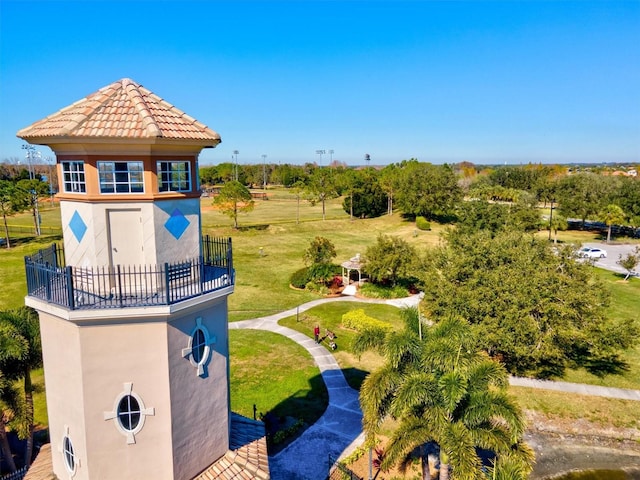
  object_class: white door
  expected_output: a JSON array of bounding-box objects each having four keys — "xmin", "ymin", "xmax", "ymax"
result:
[{"xmin": 107, "ymin": 209, "xmax": 143, "ymax": 267}]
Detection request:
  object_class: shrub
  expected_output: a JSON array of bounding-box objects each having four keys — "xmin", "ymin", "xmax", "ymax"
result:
[
  {"xmin": 305, "ymin": 281, "xmax": 330, "ymax": 295},
  {"xmin": 290, "ymin": 267, "xmax": 311, "ymax": 288},
  {"xmin": 359, "ymin": 282, "xmax": 410, "ymax": 299},
  {"xmin": 416, "ymin": 216, "xmax": 431, "ymax": 230},
  {"xmin": 308, "ymin": 263, "xmax": 340, "ymax": 284},
  {"xmin": 342, "ymin": 309, "xmax": 392, "ymax": 332}
]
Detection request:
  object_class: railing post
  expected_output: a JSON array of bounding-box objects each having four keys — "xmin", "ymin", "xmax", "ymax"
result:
[
  {"xmin": 66, "ymin": 266, "xmax": 75, "ymax": 310},
  {"xmin": 227, "ymin": 237, "xmax": 233, "ymax": 280},
  {"xmin": 164, "ymin": 262, "xmax": 171, "ymax": 304},
  {"xmin": 45, "ymin": 264, "xmax": 52, "ymax": 301},
  {"xmin": 117, "ymin": 265, "xmax": 123, "ymax": 307}
]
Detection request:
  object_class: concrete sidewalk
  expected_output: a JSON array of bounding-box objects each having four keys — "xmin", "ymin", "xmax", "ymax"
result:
[{"xmin": 230, "ymin": 294, "xmax": 640, "ymax": 480}]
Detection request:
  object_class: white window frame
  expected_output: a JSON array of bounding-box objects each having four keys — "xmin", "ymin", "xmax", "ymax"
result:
[
  {"xmin": 60, "ymin": 425, "xmax": 79, "ymax": 477},
  {"xmin": 61, "ymin": 161, "xmax": 86, "ymax": 193},
  {"xmin": 157, "ymin": 160, "xmax": 191, "ymax": 192},
  {"xmin": 97, "ymin": 161, "xmax": 144, "ymax": 194},
  {"xmin": 103, "ymin": 383, "xmax": 154, "ymax": 444},
  {"xmin": 182, "ymin": 317, "xmax": 216, "ymax": 377}
]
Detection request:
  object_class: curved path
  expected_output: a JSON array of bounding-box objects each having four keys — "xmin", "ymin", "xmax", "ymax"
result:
[{"xmin": 229, "ymin": 294, "xmax": 640, "ymax": 480}]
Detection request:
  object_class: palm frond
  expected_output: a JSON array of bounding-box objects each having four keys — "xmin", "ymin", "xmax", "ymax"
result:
[
  {"xmin": 352, "ymin": 326, "xmax": 390, "ymax": 357},
  {"xmin": 380, "ymin": 416, "xmax": 434, "ymax": 472}
]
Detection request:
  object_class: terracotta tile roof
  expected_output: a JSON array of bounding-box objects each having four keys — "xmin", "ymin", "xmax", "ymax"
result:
[
  {"xmin": 17, "ymin": 78, "xmax": 221, "ymax": 145},
  {"xmin": 21, "ymin": 414, "xmax": 268, "ymax": 480},
  {"xmin": 194, "ymin": 413, "xmax": 270, "ymax": 480},
  {"xmin": 23, "ymin": 444, "xmax": 57, "ymax": 480}
]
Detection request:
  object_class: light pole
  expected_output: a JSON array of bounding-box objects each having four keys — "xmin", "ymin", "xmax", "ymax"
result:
[
  {"xmin": 328, "ymin": 149, "xmax": 334, "ymax": 165},
  {"xmin": 365, "ymin": 153, "xmax": 371, "ymax": 168},
  {"xmin": 22, "ymin": 144, "xmax": 41, "ymax": 235},
  {"xmin": 21, "ymin": 144, "xmax": 36, "ymax": 179},
  {"xmin": 233, "ymin": 150, "xmax": 239, "ymax": 181},
  {"xmin": 315, "ymin": 149, "xmax": 325, "ymax": 165},
  {"xmin": 46, "ymin": 156, "xmax": 55, "ymax": 206},
  {"xmin": 261, "ymin": 154, "xmax": 267, "ymax": 191}
]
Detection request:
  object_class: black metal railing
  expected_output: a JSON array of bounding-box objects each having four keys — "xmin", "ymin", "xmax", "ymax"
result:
[{"xmin": 25, "ymin": 237, "xmax": 234, "ymax": 310}]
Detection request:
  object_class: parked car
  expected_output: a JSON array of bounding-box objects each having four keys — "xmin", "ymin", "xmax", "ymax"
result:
[{"xmin": 577, "ymin": 247, "xmax": 607, "ymax": 259}]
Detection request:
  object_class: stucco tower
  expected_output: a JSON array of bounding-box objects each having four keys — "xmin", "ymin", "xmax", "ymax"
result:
[{"xmin": 18, "ymin": 79, "xmax": 236, "ymax": 480}]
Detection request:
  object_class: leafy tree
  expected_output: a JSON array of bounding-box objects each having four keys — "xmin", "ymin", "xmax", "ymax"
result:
[
  {"xmin": 0, "ymin": 180, "xmax": 29, "ymax": 248},
  {"xmin": 548, "ymin": 212, "xmax": 568, "ymax": 244},
  {"xmin": 379, "ymin": 164, "xmax": 400, "ymax": 215},
  {"xmin": 338, "ymin": 168, "xmax": 360, "ymax": 220},
  {"xmin": 304, "ymin": 167, "xmax": 339, "ymax": 220},
  {"xmin": 598, "ymin": 204, "xmax": 626, "ymax": 244},
  {"xmin": 613, "ymin": 177, "xmax": 640, "ymax": 227},
  {"xmin": 212, "ymin": 180, "xmax": 254, "ymax": 229},
  {"xmin": 556, "ymin": 173, "xmax": 614, "ymax": 224},
  {"xmin": 455, "ymin": 196, "xmax": 541, "ymax": 236},
  {"xmin": 303, "ymin": 236, "xmax": 336, "ymax": 265},
  {"xmin": 16, "ymin": 179, "xmax": 49, "ymax": 237},
  {"xmin": 342, "ymin": 170, "xmax": 388, "ymax": 219},
  {"xmin": 617, "ymin": 247, "xmax": 640, "ymax": 281},
  {"xmin": 354, "ymin": 316, "xmax": 533, "ymax": 480},
  {"xmin": 395, "ymin": 161, "xmax": 462, "ymax": 220},
  {"xmin": 364, "ymin": 235, "xmax": 416, "ymax": 286},
  {"xmin": 302, "ymin": 236, "xmax": 338, "ymax": 285},
  {"xmin": 419, "ymin": 230, "xmax": 638, "ymax": 379},
  {"xmin": 456, "ymin": 200, "xmax": 510, "ymax": 236},
  {"xmin": 0, "ymin": 307, "xmax": 42, "ymax": 467}
]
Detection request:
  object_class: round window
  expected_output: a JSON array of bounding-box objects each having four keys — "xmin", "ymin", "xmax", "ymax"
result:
[
  {"xmin": 63, "ymin": 435, "xmax": 76, "ymax": 474},
  {"xmin": 117, "ymin": 394, "xmax": 141, "ymax": 432},
  {"xmin": 191, "ymin": 327, "xmax": 206, "ymax": 364}
]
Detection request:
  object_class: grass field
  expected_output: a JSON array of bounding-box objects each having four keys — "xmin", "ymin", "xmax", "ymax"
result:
[{"xmin": 2, "ymin": 189, "xmax": 639, "ymax": 436}]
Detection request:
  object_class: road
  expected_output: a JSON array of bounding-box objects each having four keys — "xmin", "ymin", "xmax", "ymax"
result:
[{"xmin": 581, "ymin": 241, "xmax": 639, "ymax": 276}]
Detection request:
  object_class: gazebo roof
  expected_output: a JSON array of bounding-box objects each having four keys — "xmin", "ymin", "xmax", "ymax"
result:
[
  {"xmin": 16, "ymin": 78, "xmax": 221, "ymax": 146},
  {"xmin": 341, "ymin": 253, "xmax": 362, "ymax": 270}
]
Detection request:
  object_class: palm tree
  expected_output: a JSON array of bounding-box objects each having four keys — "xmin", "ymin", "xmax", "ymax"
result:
[
  {"xmin": 354, "ymin": 314, "xmax": 534, "ymax": 480},
  {"xmin": 0, "ymin": 307, "xmax": 42, "ymax": 467},
  {"xmin": 0, "ymin": 320, "xmax": 29, "ymax": 472},
  {"xmin": 598, "ymin": 204, "xmax": 626, "ymax": 244}
]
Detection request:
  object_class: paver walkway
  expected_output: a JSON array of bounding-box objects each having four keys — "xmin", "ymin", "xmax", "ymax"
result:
[{"xmin": 229, "ymin": 294, "xmax": 640, "ymax": 480}]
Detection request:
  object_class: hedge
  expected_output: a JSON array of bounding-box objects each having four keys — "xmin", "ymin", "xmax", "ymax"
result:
[{"xmin": 342, "ymin": 309, "xmax": 392, "ymax": 332}]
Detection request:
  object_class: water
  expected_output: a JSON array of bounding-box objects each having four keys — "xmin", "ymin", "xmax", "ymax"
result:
[{"xmin": 552, "ymin": 470, "xmax": 640, "ymax": 480}]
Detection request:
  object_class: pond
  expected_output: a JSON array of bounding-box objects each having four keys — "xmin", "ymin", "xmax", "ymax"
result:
[{"xmin": 551, "ymin": 469, "xmax": 640, "ymax": 480}]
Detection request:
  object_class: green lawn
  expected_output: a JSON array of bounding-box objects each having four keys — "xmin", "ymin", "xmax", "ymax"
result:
[{"xmin": 2, "ymin": 190, "xmax": 639, "ymax": 438}]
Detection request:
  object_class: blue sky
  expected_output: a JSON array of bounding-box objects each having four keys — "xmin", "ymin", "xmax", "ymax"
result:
[{"xmin": 1, "ymin": 0, "xmax": 639, "ymax": 166}]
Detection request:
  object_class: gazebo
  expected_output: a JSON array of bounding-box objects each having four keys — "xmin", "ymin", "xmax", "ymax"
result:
[{"xmin": 341, "ymin": 253, "xmax": 364, "ymax": 286}]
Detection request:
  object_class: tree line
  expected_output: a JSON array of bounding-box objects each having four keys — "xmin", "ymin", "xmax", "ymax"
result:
[{"xmin": 203, "ymin": 160, "xmax": 640, "ymax": 236}]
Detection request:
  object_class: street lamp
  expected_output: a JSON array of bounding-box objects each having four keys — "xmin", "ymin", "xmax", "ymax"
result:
[
  {"xmin": 365, "ymin": 153, "xmax": 371, "ymax": 168},
  {"xmin": 328, "ymin": 149, "xmax": 334, "ymax": 165},
  {"xmin": 315, "ymin": 149, "xmax": 325, "ymax": 165},
  {"xmin": 233, "ymin": 150, "xmax": 239, "ymax": 181},
  {"xmin": 261, "ymin": 154, "xmax": 267, "ymax": 191}
]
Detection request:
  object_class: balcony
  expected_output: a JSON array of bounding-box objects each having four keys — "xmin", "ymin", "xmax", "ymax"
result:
[{"xmin": 25, "ymin": 236, "xmax": 234, "ymax": 310}]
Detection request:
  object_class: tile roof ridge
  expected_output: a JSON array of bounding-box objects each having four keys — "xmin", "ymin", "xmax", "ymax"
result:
[{"xmin": 121, "ymin": 78, "xmax": 163, "ymax": 138}]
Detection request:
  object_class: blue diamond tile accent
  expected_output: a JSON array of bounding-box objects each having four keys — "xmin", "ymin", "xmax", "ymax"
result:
[
  {"xmin": 165, "ymin": 208, "xmax": 190, "ymax": 239},
  {"xmin": 69, "ymin": 210, "xmax": 87, "ymax": 242}
]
